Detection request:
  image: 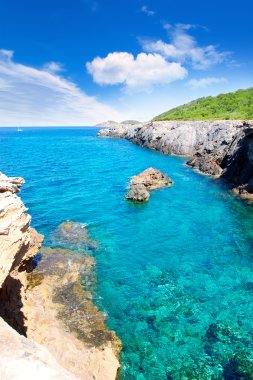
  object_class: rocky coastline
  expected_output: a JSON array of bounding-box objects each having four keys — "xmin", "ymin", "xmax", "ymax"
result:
[
  {"xmin": 0, "ymin": 173, "xmax": 121, "ymax": 379},
  {"xmin": 97, "ymin": 120, "xmax": 253, "ymax": 201}
]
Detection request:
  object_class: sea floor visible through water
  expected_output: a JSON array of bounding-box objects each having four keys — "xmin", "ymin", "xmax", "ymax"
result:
[{"xmin": 1, "ymin": 127, "xmax": 253, "ymax": 379}]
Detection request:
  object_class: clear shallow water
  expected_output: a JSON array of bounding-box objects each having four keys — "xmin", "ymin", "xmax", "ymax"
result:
[{"xmin": 1, "ymin": 127, "xmax": 253, "ymax": 379}]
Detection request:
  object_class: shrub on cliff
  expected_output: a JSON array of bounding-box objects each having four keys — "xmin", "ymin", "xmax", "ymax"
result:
[{"xmin": 154, "ymin": 88, "xmax": 253, "ymax": 121}]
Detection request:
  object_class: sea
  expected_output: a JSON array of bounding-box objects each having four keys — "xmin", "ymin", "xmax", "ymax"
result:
[{"xmin": 1, "ymin": 127, "xmax": 253, "ymax": 379}]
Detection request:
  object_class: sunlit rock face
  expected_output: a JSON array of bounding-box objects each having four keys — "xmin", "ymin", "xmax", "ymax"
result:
[
  {"xmin": 0, "ymin": 173, "xmax": 25, "ymax": 194},
  {"xmin": 0, "ymin": 172, "xmax": 44, "ymax": 333},
  {"xmin": 0, "ymin": 172, "xmax": 43, "ymax": 288},
  {"xmin": 0, "ymin": 173, "xmax": 121, "ymax": 380},
  {"xmin": 98, "ymin": 120, "xmax": 244, "ymax": 156},
  {"xmin": 0, "ymin": 173, "xmax": 75, "ymax": 379},
  {"xmin": 125, "ymin": 168, "xmax": 173, "ymax": 202},
  {"xmin": 0, "ymin": 317, "xmax": 78, "ymax": 380}
]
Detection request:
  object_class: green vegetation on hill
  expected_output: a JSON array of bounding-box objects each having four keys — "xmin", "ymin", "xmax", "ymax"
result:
[{"xmin": 154, "ymin": 88, "xmax": 253, "ymax": 121}]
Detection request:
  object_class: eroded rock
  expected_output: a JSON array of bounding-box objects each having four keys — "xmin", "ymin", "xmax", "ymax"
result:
[
  {"xmin": 0, "ymin": 171, "xmax": 43, "ymax": 290},
  {"xmin": 0, "ymin": 317, "xmax": 78, "ymax": 380},
  {"xmin": 0, "ymin": 171, "xmax": 44, "ymax": 335},
  {"xmin": 126, "ymin": 184, "xmax": 150, "ymax": 202},
  {"xmin": 0, "ymin": 172, "xmax": 25, "ymax": 194},
  {"xmin": 25, "ymin": 247, "xmax": 121, "ymax": 380},
  {"xmin": 126, "ymin": 168, "xmax": 173, "ymax": 202},
  {"xmin": 0, "ymin": 173, "xmax": 121, "ymax": 380}
]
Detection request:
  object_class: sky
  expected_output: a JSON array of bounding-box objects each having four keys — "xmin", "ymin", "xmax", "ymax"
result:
[{"xmin": 0, "ymin": 0, "xmax": 253, "ymax": 126}]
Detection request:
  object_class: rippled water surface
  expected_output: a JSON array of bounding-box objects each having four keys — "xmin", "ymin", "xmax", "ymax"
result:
[{"xmin": 1, "ymin": 127, "xmax": 253, "ymax": 379}]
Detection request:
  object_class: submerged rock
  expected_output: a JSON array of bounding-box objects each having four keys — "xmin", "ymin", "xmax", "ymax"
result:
[
  {"xmin": 223, "ymin": 352, "xmax": 253, "ymax": 380},
  {"xmin": 50, "ymin": 221, "xmax": 98, "ymax": 251},
  {"xmin": 125, "ymin": 168, "xmax": 173, "ymax": 202}
]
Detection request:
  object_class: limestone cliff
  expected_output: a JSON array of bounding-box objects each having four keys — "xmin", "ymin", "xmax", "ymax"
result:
[
  {"xmin": 0, "ymin": 173, "xmax": 42, "ymax": 288},
  {"xmin": 0, "ymin": 317, "xmax": 78, "ymax": 380},
  {"xmin": 0, "ymin": 173, "xmax": 121, "ymax": 379},
  {"xmin": 97, "ymin": 120, "xmax": 253, "ymax": 200},
  {"xmin": 0, "ymin": 172, "xmax": 44, "ymax": 332}
]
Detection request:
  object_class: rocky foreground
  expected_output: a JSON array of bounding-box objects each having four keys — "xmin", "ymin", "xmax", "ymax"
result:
[
  {"xmin": 0, "ymin": 173, "xmax": 120, "ymax": 379},
  {"xmin": 98, "ymin": 120, "xmax": 253, "ymax": 200},
  {"xmin": 125, "ymin": 168, "xmax": 173, "ymax": 202}
]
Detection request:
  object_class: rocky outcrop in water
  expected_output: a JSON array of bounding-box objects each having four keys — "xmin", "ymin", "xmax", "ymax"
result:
[
  {"xmin": 98, "ymin": 120, "xmax": 253, "ymax": 200},
  {"xmin": 0, "ymin": 173, "xmax": 121, "ymax": 379},
  {"xmin": 125, "ymin": 168, "xmax": 173, "ymax": 202}
]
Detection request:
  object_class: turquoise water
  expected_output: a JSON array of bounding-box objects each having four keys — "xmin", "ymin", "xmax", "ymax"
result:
[{"xmin": 1, "ymin": 127, "xmax": 253, "ymax": 379}]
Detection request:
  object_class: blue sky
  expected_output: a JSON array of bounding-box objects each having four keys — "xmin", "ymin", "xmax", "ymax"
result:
[{"xmin": 0, "ymin": 0, "xmax": 253, "ymax": 125}]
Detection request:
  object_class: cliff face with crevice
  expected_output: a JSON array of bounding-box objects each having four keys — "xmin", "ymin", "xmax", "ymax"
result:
[
  {"xmin": 98, "ymin": 120, "xmax": 253, "ymax": 200},
  {"xmin": 0, "ymin": 172, "xmax": 44, "ymax": 333},
  {"xmin": 0, "ymin": 173, "xmax": 42, "ymax": 288},
  {"xmin": 0, "ymin": 172, "xmax": 72, "ymax": 379},
  {"xmin": 0, "ymin": 172, "xmax": 121, "ymax": 380}
]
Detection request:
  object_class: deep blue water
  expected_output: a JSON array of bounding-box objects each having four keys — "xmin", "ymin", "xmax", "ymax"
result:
[{"xmin": 1, "ymin": 127, "xmax": 253, "ymax": 379}]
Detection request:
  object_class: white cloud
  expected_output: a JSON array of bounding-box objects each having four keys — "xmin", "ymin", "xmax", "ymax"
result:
[
  {"xmin": 186, "ymin": 76, "xmax": 227, "ymax": 89},
  {"xmin": 0, "ymin": 49, "xmax": 123, "ymax": 126},
  {"xmin": 141, "ymin": 5, "xmax": 155, "ymax": 16},
  {"xmin": 86, "ymin": 52, "xmax": 187, "ymax": 91},
  {"xmin": 0, "ymin": 77, "xmax": 11, "ymax": 90},
  {"xmin": 142, "ymin": 24, "xmax": 229, "ymax": 70},
  {"xmin": 43, "ymin": 61, "xmax": 64, "ymax": 74},
  {"xmin": 0, "ymin": 49, "xmax": 14, "ymax": 61}
]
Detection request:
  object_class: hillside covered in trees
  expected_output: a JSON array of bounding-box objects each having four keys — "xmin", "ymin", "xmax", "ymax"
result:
[{"xmin": 154, "ymin": 88, "xmax": 253, "ymax": 121}]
